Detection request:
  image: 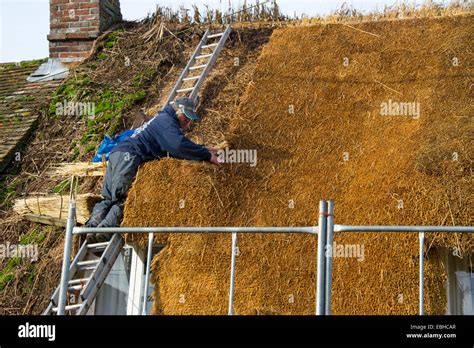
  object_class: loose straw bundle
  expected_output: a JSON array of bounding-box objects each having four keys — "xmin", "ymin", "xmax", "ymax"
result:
[
  {"xmin": 13, "ymin": 193, "xmax": 101, "ymax": 224},
  {"xmin": 48, "ymin": 162, "xmax": 106, "ymax": 178}
]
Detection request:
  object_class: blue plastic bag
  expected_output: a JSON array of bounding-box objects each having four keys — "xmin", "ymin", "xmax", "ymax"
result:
[{"xmin": 92, "ymin": 130, "xmax": 135, "ymax": 163}]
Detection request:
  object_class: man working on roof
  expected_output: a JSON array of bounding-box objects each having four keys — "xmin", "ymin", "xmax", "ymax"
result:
[{"xmin": 86, "ymin": 97, "xmax": 221, "ymax": 243}]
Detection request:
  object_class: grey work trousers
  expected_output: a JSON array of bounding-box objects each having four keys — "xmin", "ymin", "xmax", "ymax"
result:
[{"xmin": 86, "ymin": 151, "xmax": 142, "ymax": 228}]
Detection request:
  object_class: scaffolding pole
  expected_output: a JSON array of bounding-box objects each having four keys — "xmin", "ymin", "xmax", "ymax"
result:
[
  {"xmin": 228, "ymin": 233, "xmax": 237, "ymax": 315},
  {"xmin": 419, "ymin": 232, "xmax": 425, "ymax": 316},
  {"xmin": 325, "ymin": 200, "xmax": 334, "ymax": 315},
  {"xmin": 316, "ymin": 200, "xmax": 327, "ymax": 315},
  {"xmin": 142, "ymin": 233, "xmax": 154, "ymax": 315},
  {"xmin": 57, "ymin": 199, "xmax": 76, "ymax": 315},
  {"xmin": 334, "ymin": 225, "xmax": 473, "ymax": 233},
  {"xmin": 73, "ymin": 226, "xmax": 317, "ymax": 234}
]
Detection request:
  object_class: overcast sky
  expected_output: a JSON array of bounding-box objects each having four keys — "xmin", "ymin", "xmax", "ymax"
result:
[{"xmin": 0, "ymin": 0, "xmax": 443, "ymax": 63}]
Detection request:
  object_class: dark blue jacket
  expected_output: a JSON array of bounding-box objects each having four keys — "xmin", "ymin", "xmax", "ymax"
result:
[{"xmin": 111, "ymin": 106, "xmax": 212, "ymax": 163}]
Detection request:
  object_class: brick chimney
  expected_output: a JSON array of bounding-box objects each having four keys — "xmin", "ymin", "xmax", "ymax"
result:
[{"xmin": 48, "ymin": 0, "xmax": 122, "ymax": 62}]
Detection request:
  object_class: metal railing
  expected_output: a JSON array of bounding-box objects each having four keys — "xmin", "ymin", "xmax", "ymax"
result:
[
  {"xmin": 320, "ymin": 200, "xmax": 474, "ymax": 315},
  {"xmin": 56, "ymin": 199, "xmax": 474, "ymax": 315},
  {"xmin": 57, "ymin": 211, "xmax": 319, "ymax": 315}
]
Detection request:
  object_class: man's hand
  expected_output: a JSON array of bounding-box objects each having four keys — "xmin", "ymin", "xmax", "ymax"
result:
[
  {"xmin": 206, "ymin": 146, "xmax": 221, "ymax": 154},
  {"xmin": 210, "ymin": 152, "xmax": 223, "ymax": 165}
]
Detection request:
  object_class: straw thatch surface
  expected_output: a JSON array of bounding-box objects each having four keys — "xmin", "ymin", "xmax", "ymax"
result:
[{"xmin": 122, "ymin": 13, "xmax": 473, "ymax": 315}]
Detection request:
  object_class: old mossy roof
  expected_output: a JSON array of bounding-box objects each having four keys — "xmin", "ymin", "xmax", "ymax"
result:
[{"xmin": 0, "ymin": 59, "xmax": 62, "ymax": 172}]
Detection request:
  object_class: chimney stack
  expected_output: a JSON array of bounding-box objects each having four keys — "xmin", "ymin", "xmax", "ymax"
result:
[{"xmin": 48, "ymin": 0, "xmax": 122, "ymax": 62}]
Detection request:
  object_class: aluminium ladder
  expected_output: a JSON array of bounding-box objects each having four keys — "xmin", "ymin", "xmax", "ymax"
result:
[
  {"xmin": 163, "ymin": 25, "xmax": 232, "ymax": 107},
  {"xmin": 44, "ymin": 233, "xmax": 124, "ymax": 315}
]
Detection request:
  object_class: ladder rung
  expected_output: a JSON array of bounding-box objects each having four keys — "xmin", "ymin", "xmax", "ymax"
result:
[
  {"xmin": 189, "ymin": 64, "xmax": 207, "ymax": 71},
  {"xmin": 77, "ymin": 260, "xmax": 99, "ymax": 267},
  {"xmin": 177, "ymin": 87, "xmax": 194, "ymax": 93},
  {"xmin": 183, "ymin": 75, "xmax": 201, "ymax": 81},
  {"xmin": 68, "ymin": 285, "xmax": 84, "ymax": 292},
  {"xmin": 52, "ymin": 304, "xmax": 81, "ymax": 312},
  {"xmin": 69, "ymin": 277, "xmax": 90, "ymax": 285},
  {"xmin": 78, "ymin": 265, "xmax": 97, "ymax": 271},
  {"xmin": 202, "ymin": 43, "xmax": 218, "ymax": 49},
  {"xmin": 207, "ymin": 32, "xmax": 224, "ymax": 39},
  {"xmin": 196, "ymin": 54, "xmax": 212, "ymax": 60},
  {"xmin": 87, "ymin": 242, "xmax": 109, "ymax": 250}
]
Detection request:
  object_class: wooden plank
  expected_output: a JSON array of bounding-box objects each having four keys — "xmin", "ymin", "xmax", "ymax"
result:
[{"xmin": 23, "ymin": 214, "xmax": 67, "ymax": 227}]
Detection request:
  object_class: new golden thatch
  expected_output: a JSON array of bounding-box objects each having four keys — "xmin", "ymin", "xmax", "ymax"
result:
[{"xmin": 121, "ymin": 12, "xmax": 473, "ymax": 315}]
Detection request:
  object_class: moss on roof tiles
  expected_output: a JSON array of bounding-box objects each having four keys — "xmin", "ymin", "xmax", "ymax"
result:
[{"xmin": 0, "ymin": 58, "xmax": 47, "ymax": 71}]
